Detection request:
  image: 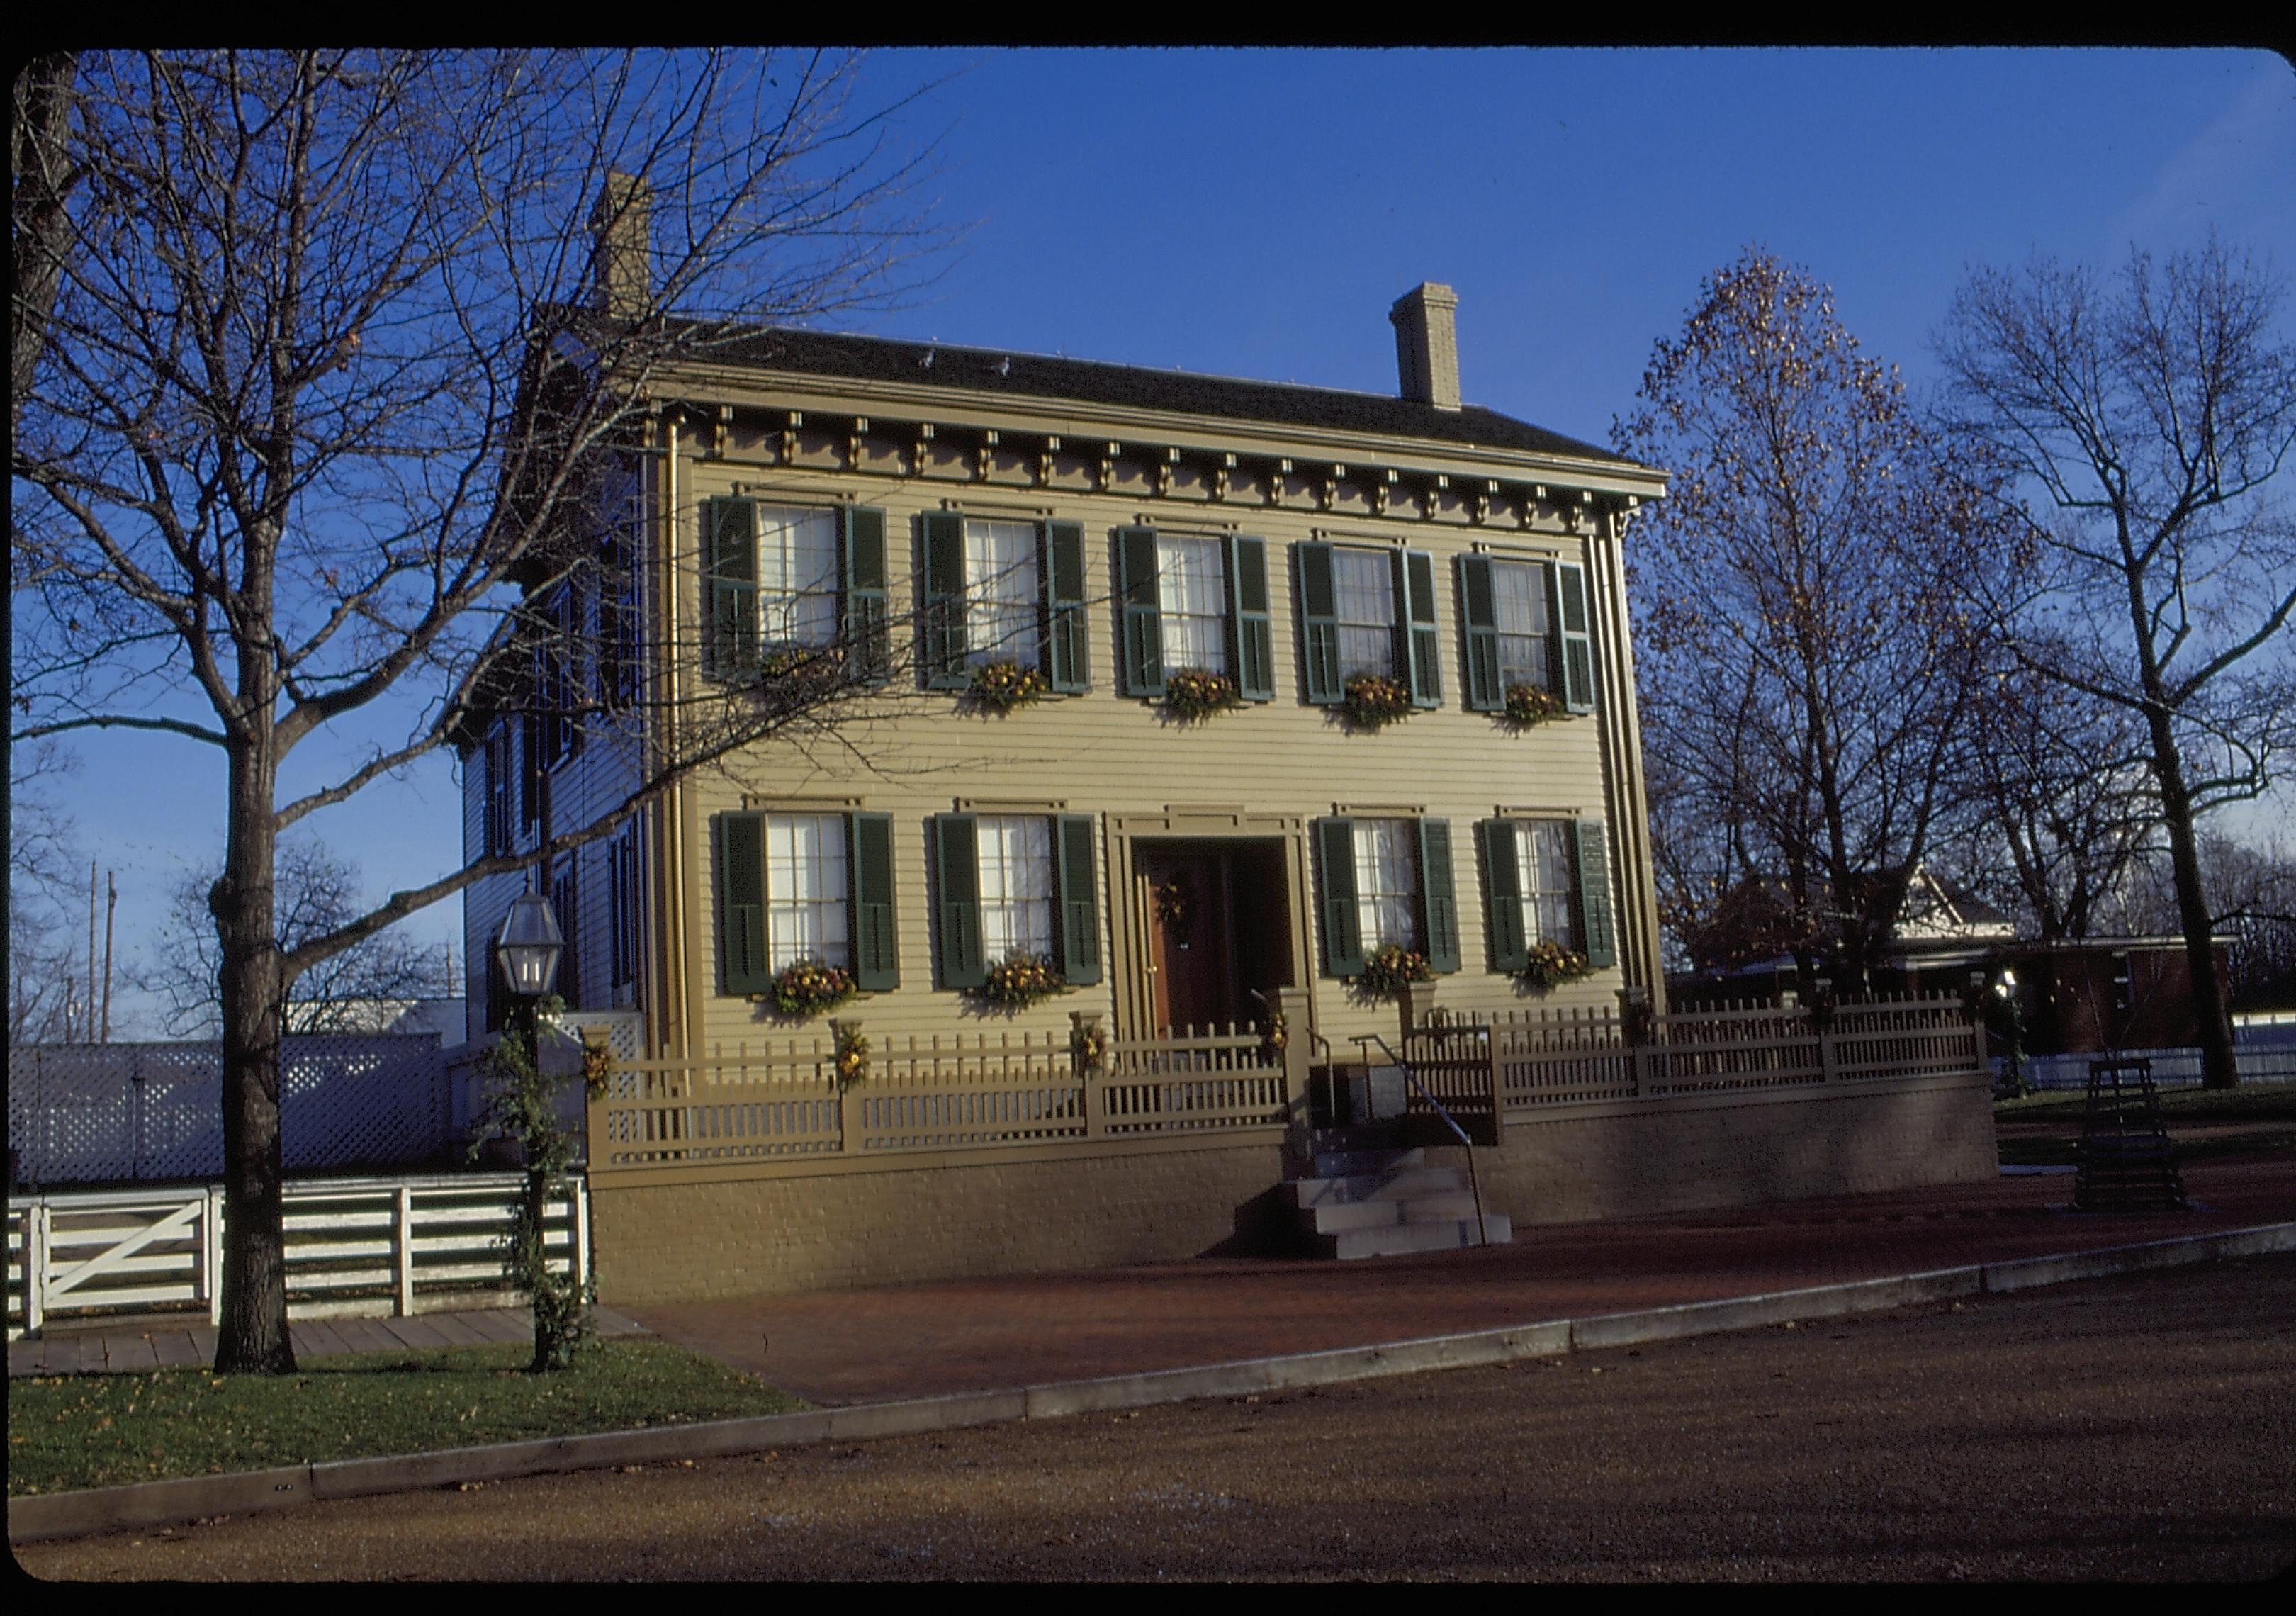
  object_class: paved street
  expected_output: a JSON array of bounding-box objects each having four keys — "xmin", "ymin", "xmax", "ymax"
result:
[{"xmin": 20, "ymin": 1253, "xmax": 2293, "ymax": 1582}]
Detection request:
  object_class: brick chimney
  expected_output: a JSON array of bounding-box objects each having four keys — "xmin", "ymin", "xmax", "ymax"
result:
[
  {"xmin": 1390, "ymin": 282, "xmax": 1461, "ymax": 411},
  {"xmin": 590, "ymin": 171, "xmax": 653, "ymax": 319}
]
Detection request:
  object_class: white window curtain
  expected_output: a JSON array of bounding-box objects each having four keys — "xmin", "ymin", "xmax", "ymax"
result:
[
  {"xmin": 1514, "ymin": 819, "xmax": 1578, "ymax": 947},
  {"xmin": 964, "ymin": 519, "xmax": 1040, "ymax": 667},
  {"xmin": 1351, "ymin": 819, "xmax": 1420, "ymax": 952},
  {"xmin": 1158, "ymin": 534, "xmax": 1228, "ymax": 673},
  {"xmin": 1492, "ymin": 561, "xmax": 1551, "ymax": 691},
  {"xmin": 975, "ymin": 814, "xmax": 1054, "ymax": 959},
  {"xmin": 1332, "ymin": 547, "xmax": 1395, "ymax": 681},
  {"xmin": 753, "ymin": 506, "xmax": 840, "ymax": 649},
  {"xmin": 765, "ymin": 814, "xmax": 850, "ymax": 969}
]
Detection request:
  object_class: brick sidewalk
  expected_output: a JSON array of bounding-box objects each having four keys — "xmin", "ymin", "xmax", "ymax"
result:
[{"xmin": 625, "ymin": 1153, "xmax": 2295, "ymax": 1406}]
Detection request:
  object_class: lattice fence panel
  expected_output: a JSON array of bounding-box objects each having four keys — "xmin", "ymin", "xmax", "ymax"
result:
[{"xmin": 10, "ymin": 1036, "xmax": 451, "ymax": 1186}]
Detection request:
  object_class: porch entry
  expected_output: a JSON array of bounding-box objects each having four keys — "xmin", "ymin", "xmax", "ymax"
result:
[{"xmin": 1133, "ymin": 838, "xmax": 1293, "ymax": 1036}]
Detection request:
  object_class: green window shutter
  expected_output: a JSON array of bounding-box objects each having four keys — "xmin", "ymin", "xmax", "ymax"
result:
[
  {"xmin": 1551, "ymin": 560, "xmax": 1595, "ymax": 712},
  {"xmin": 842, "ymin": 507, "xmax": 890, "ymax": 685},
  {"xmin": 703, "ymin": 498, "xmax": 758, "ymax": 681},
  {"xmin": 1042, "ymin": 520, "xmax": 1088, "ymax": 694},
  {"xmin": 1054, "ymin": 814, "xmax": 1102, "ymax": 985},
  {"xmin": 1575, "ymin": 818, "xmax": 1616, "ymax": 970},
  {"xmin": 933, "ymin": 813, "xmax": 985, "ymax": 989},
  {"xmin": 921, "ymin": 513, "xmax": 970, "ymax": 689},
  {"xmin": 1417, "ymin": 817, "xmax": 1461, "ymax": 973},
  {"xmin": 1297, "ymin": 542, "xmax": 1341, "ymax": 705},
  {"xmin": 716, "ymin": 812, "xmax": 770, "ymax": 996},
  {"xmin": 1478, "ymin": 819, "xmax": 1529, "ymax": 972},
  {"xmin": 1400, "ymin": 550, "xmax": 1441, "ymax": 708},
  {"xmin": 1116, "ymin": 526, "xmax": 1166, "ymax": 697},
  {"xmin": 847, "ymin": 812, "xmax": 899, "ymax": 992},
  {"xmin": 1458, "ymin": 554, "xmax": 1502, "ymax": 712},
  {"xmin": 1313, "ymin": 817, "xmax": 1363, "ymax": 977},
  {"xmin": 1227, "ymin": 534, "xmax": 1275, "ymax": 702}
]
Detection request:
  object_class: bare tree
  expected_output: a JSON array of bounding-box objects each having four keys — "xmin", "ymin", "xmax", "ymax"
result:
[
  {"xmin": 1935, "ymin": 239, "xmax": 2296, "ymax": 1087},
  {"xmin": 10, "ymin": 50, "xmax": 948, "ymax": 1371},
  {"xmin": 139, "ymin": 841, "xmax": 457, "ymax": 1038},
  {"xmin": 1614, "ymin": 250, "xmax": 2010, "ymax": 990},
  {"xmin": 6, "ymin": 741, "xmax": 84, "ymax": 1045},
  {"xmin": 1937, "ymin": 657, "xmax": 2161, "ymax": 941}
]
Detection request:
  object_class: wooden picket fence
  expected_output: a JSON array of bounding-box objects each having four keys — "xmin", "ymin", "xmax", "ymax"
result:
[{"xmin": 588, "ymin": 1020, "xmax": 1291, "ymax": 1174}]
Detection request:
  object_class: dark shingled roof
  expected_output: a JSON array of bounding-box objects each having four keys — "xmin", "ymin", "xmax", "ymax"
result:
[{"xmin": 671, "ymin": 323, "xmax": 1646, "ymax": 469}]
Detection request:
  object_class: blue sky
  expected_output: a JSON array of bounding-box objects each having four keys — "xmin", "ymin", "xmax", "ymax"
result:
[{"xmin": 25, "ymin": 47, "xmax": 2294, "ymax": 1037}]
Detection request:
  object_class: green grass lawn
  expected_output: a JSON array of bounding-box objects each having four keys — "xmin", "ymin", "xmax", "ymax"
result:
[
  {"xmin": 1994, "ymin": 1084, "xmax": 2296, "ymax": 1124},
  {"xmin": 7, "ymin": 1339, "xmax": 806, "ymax": 1498}
]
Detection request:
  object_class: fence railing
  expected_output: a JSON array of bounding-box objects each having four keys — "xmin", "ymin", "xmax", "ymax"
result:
[
  {"xmin": 6, "ymin": 1172, "xmax": 586, "ymax": 1340},
  {"xmin": 588, "ymin": 1018, "xmax": 1295, "ymax": 1174},
  {"xmin": 1393, "ymin": 993, "xmax": 1985, "ymax": 1126}
]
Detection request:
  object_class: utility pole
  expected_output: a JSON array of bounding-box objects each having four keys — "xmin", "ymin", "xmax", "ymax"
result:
[
  {"xmin": 102, "ymin": 870, "xmax": 118, "ymax": 1043},
  {"xmin": 87, "ymin": 858, "xmax": 99, "ymax": 1044}
]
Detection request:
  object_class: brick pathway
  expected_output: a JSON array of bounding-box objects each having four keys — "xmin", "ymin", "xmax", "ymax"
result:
[{"xmin": 626, "ymin": 1153, "xmax": 2295, "ymax": 1406}]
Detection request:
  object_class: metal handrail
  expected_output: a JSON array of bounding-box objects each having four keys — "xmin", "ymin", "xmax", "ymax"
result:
[{"xmin": 1350, "ymin": 1033, "xmax": 1490, "ymax": 1248}]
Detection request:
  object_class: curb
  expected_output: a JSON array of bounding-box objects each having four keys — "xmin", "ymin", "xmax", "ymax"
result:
[{"xmin": 12, "ymin": 1221, "xmax": 2292, "ymax": 1544}]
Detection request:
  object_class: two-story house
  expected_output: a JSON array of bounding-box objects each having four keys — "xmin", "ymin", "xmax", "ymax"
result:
[{"xmin": 459, "ymin": 196, "xmax": 1997, "ymax": 1303}]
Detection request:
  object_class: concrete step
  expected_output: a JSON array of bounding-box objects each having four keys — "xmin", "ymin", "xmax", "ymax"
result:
[
  {"xmin": 1311, "ymin": 1146, "xmax": 1424, "ymax": 1178},
  {"xmin": 1286, "ymin": 1167, "xmax": 1467, "ymax": 1208},
  {"xmin": 1320, "ymin": 1213, "xmax": 1514, "ymax": 1261},
  {"xmin": 1297, "ymin": 1189, "xmax": 1485, "ymax": 1235}
]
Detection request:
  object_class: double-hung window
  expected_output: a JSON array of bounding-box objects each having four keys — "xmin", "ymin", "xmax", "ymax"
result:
[
  {"xmin": 1475, "ymin": 817, "xmax": 1617, "ymax": 972},
  {"xmin": 483, "ymin": 722, "xmax": 514, "ymax": 857},
  {"xmin": 930, "ymin": 812, "xmax": 1102, "ymax": 989},
  {"xmin": 921, "ymin": 515, "xmax": 1088, "ymax": 692},
  {"xmin": 1296, "ymin": 542, "xmax": 1441, "ymax": 707},
  {"xmin": 715, "ymin": 811, "xmax": 899, "ymax": 996},
  {"xmin": 608, "ymin": 819, "xmax": 643, "ymax": 999},
  {"xmin": 699, "ymin": 500, "xmax": 889, "ymax": 684},
  {"xmin": 1458, "ymin": 553, "xmax": 1597, "ymax": 713},
  {"xmin": 1311, "ymin": 816, "xmax": 1460, "ymax": 977},
  {"xmin": 1114, "ymin": 528, "xmax": 1276, "ymax": 700}
]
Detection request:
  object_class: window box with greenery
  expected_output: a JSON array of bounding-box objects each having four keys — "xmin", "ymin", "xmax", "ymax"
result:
[
  {"xmin": 922, "ymin": 513, "xmax": 1088, "ymax": 695},
  {"xmin": 1502, "ymin": 683, "xmax": 1567, "ymax": 728},
  {"xmin": 1312, "ymin": 817, "xmax": 1461, "ymax": 980},
  {"xmin": 933, "ymin": 813, "xmax": 1103, "ymax": 995},
  {"xmin": 1358, "ymin": 943, "xmax": 1436, "ymax": 999},
  {"xmin": 770, "ymin": 958, "xmax": 858, "ymax": 1019},
  {"xmin": 967, "ymin": 658, "xmax": 1052, "ymax": 713},
  {"xmin": 716, "ymin": 812, "xmax": 899, "ymax": 999},
  {"xmin": 1115, "ymin": 527, "xmax": 1276, "ymax": 707},
  {"xmin": 1342, "ymin": 673, "xmax": 1417, "ymax": 731},
  {"xmin": 977, "ymin": 951, "xmax": 1067, "ymax": 1009},
  {"xmin": 1161, "ymin": 667, "xmax": 1243, "ymax": 722},
  {"xmin": 1297, "ymin": 541, "xmax": 1441, "ymax": 714},
  {"xmin": 1476, "ymin": 817, "xmax": 1616, "ymax": 979}
]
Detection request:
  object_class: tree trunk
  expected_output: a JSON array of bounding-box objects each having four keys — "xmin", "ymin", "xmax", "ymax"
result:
[
  {"xmin": 213, "ymin": 725, "xmax": 296, "ymax": 1372},
  {"xmin": 2146, "ymin": 710, "xmax": 2239, "ymax": 1090}
]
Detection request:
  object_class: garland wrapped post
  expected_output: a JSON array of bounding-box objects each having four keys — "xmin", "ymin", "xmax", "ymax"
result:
[
  {"xmin": 1069, "ymin": 1010, "xmax": 1110, "ymax": 1074},
  {"xmin": 830, "ymin": 1019, "xmax": 870, "ymax": 1089},
  {"xmin": 1162, "ymin": 666, "xmax": 1242, "ymax": 722},
  {"xmin": 1341, "ymin": 673, "xmax": 1415, "ymax": 731},
  {"xmin": 1516, "ymin": 941, "xmax": 1594, "ymax": 990},
  {"xmin": 968, "ymin": 659, "xmax": 1050, "ymax": 713},
  {"xmin": 1356, "ymin": 943, "xmax": 1436, "ymax": 1000},
  {"xmin": 466, "ymin": 999, "xmax": 592, "ymax": 1373},
  {"xmin": 769, "ymin": 957, "xmax": 858, "ymax": 1019},
  {"xmin": 1502, "ymin": 683, "xmax": 1567, "ymax": 728},
  {"xmin": 978, "ymin": 952, "xmax": 1065, "ymax": 1009}
]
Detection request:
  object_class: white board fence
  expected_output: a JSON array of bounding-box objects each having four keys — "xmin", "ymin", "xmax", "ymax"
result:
[{"xmin": 6, "ymin": 1172, "xmax": 587, "ymax": 1340}]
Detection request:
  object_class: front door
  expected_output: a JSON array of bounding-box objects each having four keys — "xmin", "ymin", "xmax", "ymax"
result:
[{"xmin": 1140, "ymin": 850, "xmax": 1239, "ymax": 1034}]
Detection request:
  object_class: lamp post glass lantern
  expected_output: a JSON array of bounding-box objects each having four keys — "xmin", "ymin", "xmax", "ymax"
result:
[{"xmin": 496, "ymin": 891, "xmax": 565, "ymax": 1001}]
